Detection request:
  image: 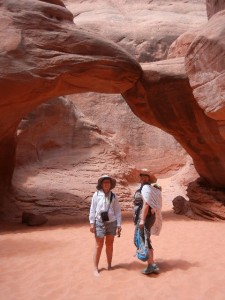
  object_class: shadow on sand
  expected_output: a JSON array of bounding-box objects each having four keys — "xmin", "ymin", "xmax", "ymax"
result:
[{"xmin": 99, "ymin": 259, "xmax": 200, "ymax": 275}]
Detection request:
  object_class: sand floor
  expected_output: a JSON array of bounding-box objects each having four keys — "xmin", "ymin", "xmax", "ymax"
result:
[{"xmin": 0, "ymin": 202, "xmax": 225, "ymax": 300}]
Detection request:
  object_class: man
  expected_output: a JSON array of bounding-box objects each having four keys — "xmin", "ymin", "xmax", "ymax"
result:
[{"xmin": 134, "ymin": 169, "xmax": 162, "ymax": 274}]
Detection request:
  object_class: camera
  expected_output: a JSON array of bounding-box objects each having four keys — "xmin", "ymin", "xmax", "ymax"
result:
[{"xmin": 100, "ymin": 211, "xmax": 109, "ymax": 222}]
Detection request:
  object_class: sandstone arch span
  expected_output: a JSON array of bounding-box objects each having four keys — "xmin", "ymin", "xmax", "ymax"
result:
[{"xmin": 0, "ymin": 0, "xmax": 141, "ymax": 200}]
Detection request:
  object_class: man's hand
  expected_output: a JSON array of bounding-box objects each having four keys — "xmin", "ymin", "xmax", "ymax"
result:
[
  {"xmin": 117, "ymin": 226, "xmax": 122, "ymax": 237},
  {"xmin": 90, "ymin": 224, "xmax": 95, "ymax": 233},
  {"xmin": 139, "ymin": 219, "xmax": 144, "ymax": 228},
  {"xmin": 151, "ymin": 208, "xmax": 156, "ymax": 214}
]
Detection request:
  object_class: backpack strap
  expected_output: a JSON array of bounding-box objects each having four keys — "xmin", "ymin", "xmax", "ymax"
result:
[
  {"xmin": 110, "ymin": 191, "xmax": 115, "ymax": 204},
  {"xmin": 140, "ymin": 182, "xmax": 150, "ymax": 191}
]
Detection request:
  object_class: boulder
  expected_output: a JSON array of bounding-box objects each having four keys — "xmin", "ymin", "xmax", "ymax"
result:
[{"xmin": 22, "ymin": 212, "xmax": 48, "ymax": 226}]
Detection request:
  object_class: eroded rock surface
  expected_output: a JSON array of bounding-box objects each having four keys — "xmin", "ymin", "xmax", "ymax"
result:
[
  {"xmin": 66, "ymin": 0, "xmax": 206, "ymax": 62},
  {"xmin": 187, "ymin": 178, "xmax": 225, "ymax": 220},
  {"xmin": 206, "ymin": 0, "xmax": 225, "ymax": 18},
  {"xmin": 185, "ymin": 11, "xmax": 225, "ymax": 122},
  {"xmin": 165, "ymin": 2, "xmax": 225, "ymax": 219},
  {"xmin": 9, "ymin": 95, "xmax": 142, "ymax": 220},
  {"xmin": 0, "ymin": 0, "xmax": 141, "ymax": 199},
  {"xmin": 123, "ymin": 57, "xmax": 225, "ymax": 188}
]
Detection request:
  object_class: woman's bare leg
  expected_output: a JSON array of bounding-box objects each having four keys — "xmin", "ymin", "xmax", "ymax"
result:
[
  {"xmin": 105, "ymin": 235, "xmax": 114, "ymax": 270},
  {"xmin": 93, "ymin": 237, "xmax": 104, "ymax": 276}
]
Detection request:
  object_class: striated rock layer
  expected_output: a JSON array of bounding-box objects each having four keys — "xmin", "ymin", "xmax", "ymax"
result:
[
  {"xmin": 206, "ymin": 0, "xmax": 225, "ymax": 19},
  {"xmin": 185, "ymin": 11, "xmax": 225, "ymax": 122},
  {"xmin": 187, "ymin": 178, "xmax": 225, "ymax": 221},
  {"xmin": 123, "ymin": 56, "xmax": 225, "ymax": 188},
  {"xmin": 66, "ymin": 0, "xmax": 206, "ymax": 63}
]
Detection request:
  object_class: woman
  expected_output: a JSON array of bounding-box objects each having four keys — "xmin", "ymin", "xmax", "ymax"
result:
[{"xmin": 89, "ymin": 175, "xmax": 122, "ymax": 276}]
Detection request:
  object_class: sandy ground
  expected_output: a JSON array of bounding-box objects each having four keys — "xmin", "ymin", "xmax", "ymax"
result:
[{"xmin": 1, "ymin": 198, "xmax": 225, "ymax": 300}]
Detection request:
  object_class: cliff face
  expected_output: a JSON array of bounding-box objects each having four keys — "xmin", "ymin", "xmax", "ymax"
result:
[
  {"xmin": 0, "ymin": 0, "xmax": 224, "ymax": 221},
  {"xmin": 67, "ymin": 0, "xmax": 206, "ymax": 176},
  {"xmin": 206, "ymin": 0, "xmax": 225, "ymax": 18}
]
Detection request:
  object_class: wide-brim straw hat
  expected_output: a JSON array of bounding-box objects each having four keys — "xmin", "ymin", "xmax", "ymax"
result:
[
  {"xmin": 139, "ymin": 169, "xmax": 157, "ymax": 184},
  {"xmin": 96, "ymin": 175, "xmax": 116, "ymax": 190}
]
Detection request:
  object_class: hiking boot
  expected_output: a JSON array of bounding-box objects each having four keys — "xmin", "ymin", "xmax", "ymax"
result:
[
  {"xmin": 152, "ymin": 263, "xmax": 160, "ymax": 273},
  {"xmin": 142, "ymin": 263, "xmax": 160, "ymax": 275}
]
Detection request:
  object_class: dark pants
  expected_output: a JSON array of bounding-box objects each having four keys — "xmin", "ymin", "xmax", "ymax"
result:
[{"xmin": 134, "ymin": 209, "xmax": 156, "ymax": 249}]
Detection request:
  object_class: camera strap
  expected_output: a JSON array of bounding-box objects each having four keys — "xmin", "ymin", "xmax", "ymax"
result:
[
  {"xmin": 106, "ymin": 192, "xmax": 114, "ymax": 212},
  {"xmin": 96, "ymin": 191, "xmax": 115, "ymax": 214}
]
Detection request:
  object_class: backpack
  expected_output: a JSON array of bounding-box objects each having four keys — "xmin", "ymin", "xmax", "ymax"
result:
[
  {"xmin": 133, "ymin": 183, "xmax": 150, "ymax": 225},
  {"xmin": 134, "ymin": 226, "xmax": 149, "ymax": 262}
]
